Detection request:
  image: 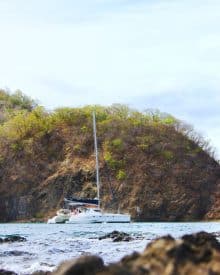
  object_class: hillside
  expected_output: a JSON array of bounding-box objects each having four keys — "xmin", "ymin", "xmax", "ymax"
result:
[{"xmin": 0, "ymin": 90, "xmax": 219, "ymax": 222}]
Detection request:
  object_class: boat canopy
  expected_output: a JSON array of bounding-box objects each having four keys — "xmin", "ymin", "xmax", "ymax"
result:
[{"xmin": 64, "ymin": 197, "xmax": 99, "ymax": 206}]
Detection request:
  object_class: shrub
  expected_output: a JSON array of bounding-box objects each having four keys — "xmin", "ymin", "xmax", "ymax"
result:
[
  {"xmin": 34, "ymin": 212, "xmax": 44, "ymax": 219},
  {"xmin": 112, "ymin": 138, "xmax": 123, "ymax": 150},
  {"xmin": 137, "ymin": 135, "xmax": 154, "ymax": 150},
  {"xmin": 104, "ymin": 151, "xmax": 122, "ymax": 169},
  {"xmin": 10, "ymin": 142, "xmax": 23, "ymax": 152},
  {"xmin": 116, "ymin": 169, "xmax": 126, "ymax": 180},
  {"xmin": 73, "ymin": 144, "xmax": 81, "ymax": 153},
  {"xmin": 0, "ymin": 106, "xmax": 51, "ymax": 141},
  {"xmin": 162, "ymin": 150, "xmax": 174, "ymax": 160},
  {"xmin": 0, "ymin": 89, "xmax": 37, "ymax": 112},
  {"xmin": 81, "ymin": 125, "xmax": 88, "ymax": 132}
]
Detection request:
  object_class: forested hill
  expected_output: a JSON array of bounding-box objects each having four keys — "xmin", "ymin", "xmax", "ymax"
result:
[{"xmin": 0, "ymin": 89, "xmax": 219, "ymax": 222}]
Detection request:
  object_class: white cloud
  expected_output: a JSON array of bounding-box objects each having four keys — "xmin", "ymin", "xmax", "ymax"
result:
[{"xmin": 0, "ymin": 0, "xmax": 220, "ymax": 156}]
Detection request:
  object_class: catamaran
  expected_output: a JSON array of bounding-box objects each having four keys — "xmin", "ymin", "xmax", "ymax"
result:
[
  {"xmin": 67, "ymin": 112, "xmax": 130, "ymax": 223},
  {"xmin": 48, "ymin": 112, "xmax": 131, "ymax": 223}
]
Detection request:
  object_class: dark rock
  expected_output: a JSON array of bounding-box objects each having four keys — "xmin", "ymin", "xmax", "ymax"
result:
[
  {"xmin": 98, "ymin": 265, "xmax": 132, "ymax": 275},
  {"xmin": 0, "ymin": 235, "xmax": 26, "ymax": 243},
  {"xmin": 99, "ymin": 231, "xmax": 133, "ymax": 242},
  {"xmin": 166, "ymin": 231, "xmax": 220, "ymax": 265},
  {"xmin": 181, "ymin": 231, "xmax": 220, "ymax": 251},
  {"xmin": 1, "ymin": 250, "xmax": 33, "ymax": 257},
  {"xmin": 52, "ymin": 255, "xmax": 104, "ymax": 275},
  {"xmin": 0, "ymin": 270, "xmax": 17, "ymax": 275}
]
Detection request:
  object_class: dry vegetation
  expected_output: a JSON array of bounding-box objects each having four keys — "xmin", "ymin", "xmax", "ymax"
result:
[{"xmin": 0, "ymin": 89, "xmax": 219, "ymax": 221}]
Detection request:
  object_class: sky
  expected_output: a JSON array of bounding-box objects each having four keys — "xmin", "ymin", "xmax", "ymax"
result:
[{"xmin": 0, "ymin": 0, "xmax": 220, "ymax": 159}]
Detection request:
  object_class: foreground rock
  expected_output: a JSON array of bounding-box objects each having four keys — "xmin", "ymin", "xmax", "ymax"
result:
[
  {"xmin": 0, "ymin": 270, "xmax": 17, "ymax": 275},
  {"xmin": 48, "ymin": 231, "xmax": 220, "ymax": 275},
  {"xmin": 0, "ymin": 235, "xmax": 26, "ymax": 243},
  {"xmin": 98, "ymin": 231, "xmax": 134, "ymax": 242},
  {"xmin": 54, "ymin": 256, "xmax": 104, "ymax": 275}
]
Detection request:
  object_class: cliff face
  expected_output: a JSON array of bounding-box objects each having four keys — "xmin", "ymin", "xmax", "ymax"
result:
[{"xmin": 0, "ymin": 105, "xmax": 219, "ymax": 222}]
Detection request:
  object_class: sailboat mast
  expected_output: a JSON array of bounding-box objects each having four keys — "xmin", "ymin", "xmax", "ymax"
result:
[{"xmin": 92, "ymin": 111, "xmax": 100, "ymax": 208}]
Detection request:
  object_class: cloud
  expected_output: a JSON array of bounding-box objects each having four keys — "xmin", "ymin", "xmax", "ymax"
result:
[
  {"xmin": 1, "ymin": 0, "xmax": 220, "ymax": 100},
  {"xmin": 0, "ymin": 0, "xmax": 149, "ymax": 26},
  {"xmin": 130, "ymin": 88, "xmax": 220, "ymax": 122},
  {"xmin": 0, "ymin": 0, "xmax": 220, "ymax": 156}
]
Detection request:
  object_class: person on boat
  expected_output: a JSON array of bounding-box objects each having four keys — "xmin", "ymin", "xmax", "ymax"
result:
[{"xmin": 71, "ymin": 208, "xmax": 77, "ymax": 215}]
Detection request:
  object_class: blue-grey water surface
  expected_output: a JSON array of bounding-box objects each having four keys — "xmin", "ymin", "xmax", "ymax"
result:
[{"xmin": 0, "ymin": 222, "xmax": 220, "ymax": 274}]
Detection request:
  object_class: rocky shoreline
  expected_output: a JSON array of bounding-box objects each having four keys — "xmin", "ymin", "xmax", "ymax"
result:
[{"xmin": 1, "ymin": 231, "xmax": 220, "ymax": 275}]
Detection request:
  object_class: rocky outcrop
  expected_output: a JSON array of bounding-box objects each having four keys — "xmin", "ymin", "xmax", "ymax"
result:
[
  {"xmin": 47, "ymin": 232, "xmax": 220, "ymax": 275},
  {"xmin": 98, "ymin": 231, "xmax": 134, "ymax": 242},
  {"xmin": 0, "ymin": 235, "xmax": 26, "ymax": 243}
]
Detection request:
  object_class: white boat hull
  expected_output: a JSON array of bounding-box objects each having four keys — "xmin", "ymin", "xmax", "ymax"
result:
[
  {"xmin": 47, "ymin": 215, "xmax": 68, "ymax": 224},
  {"xmin": 66, "ymin": 209, "xmax": 130, "ymax": 224}
]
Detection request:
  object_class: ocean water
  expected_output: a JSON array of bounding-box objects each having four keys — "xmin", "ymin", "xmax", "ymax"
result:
[{"xmin": 0, "ymin": 222, "xmax": 220, "ymax": 274}]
